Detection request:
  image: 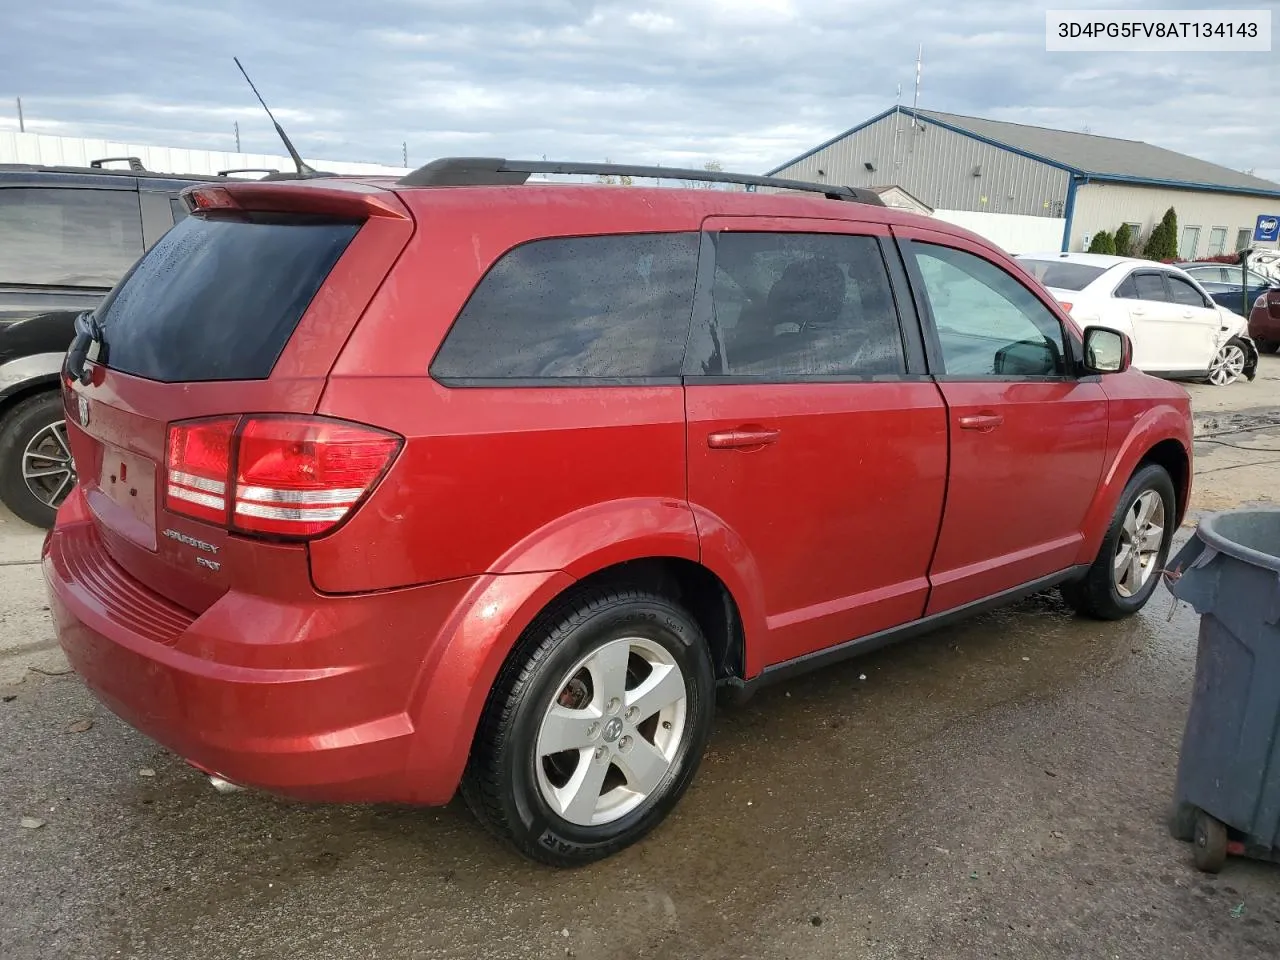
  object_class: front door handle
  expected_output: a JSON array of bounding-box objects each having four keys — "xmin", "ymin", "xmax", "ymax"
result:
[
  {"xmin": 707, "ymin": 427, "xmax": 781, "ymax": 449},
  {"xmin": 958, "ymin": 413, "xmax": 1004, "ymax": 432}
]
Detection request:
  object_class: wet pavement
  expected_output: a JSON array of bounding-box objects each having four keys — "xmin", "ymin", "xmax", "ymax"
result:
[{"xmin": 3, "ymin": 364, "xmax": 1280, "ymax": 959}]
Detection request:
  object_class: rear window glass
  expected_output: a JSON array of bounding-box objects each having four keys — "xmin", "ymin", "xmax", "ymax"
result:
[
  {"xmin": 431, "ymin": 232, "xmax": 699, "ymax": 381},
  {"xmin": 0, "ymin": 187, "xmax": 144, "ymax": 287},
  {"xmin": 1016, "ymin": 259, "xmax": 1107, "ymax": 292},
  {"xmin": 96, "ymin": 215, "xmax": 358, "ymax": 382}
]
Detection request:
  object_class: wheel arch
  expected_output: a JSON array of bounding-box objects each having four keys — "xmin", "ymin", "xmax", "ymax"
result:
[
  {"xmin": 0, "ymin": 375, "xmax": 61, "ymax": 423},
  {"xmin": 1077, "ymin": 406, "xmax": 1192, "ymax": 563},
  {"xmin": 1137, "ymin": 437, "xmax": 1191, "ymax": 525},
  {"xmin": 404, "ymin": 553, "xmax": 752, "ymax": 804}
]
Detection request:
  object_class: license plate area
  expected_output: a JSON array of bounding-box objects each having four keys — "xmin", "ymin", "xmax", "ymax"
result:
[{"xmin": 86, "ymin": 444, "xmax": 157, "ymax": 550}]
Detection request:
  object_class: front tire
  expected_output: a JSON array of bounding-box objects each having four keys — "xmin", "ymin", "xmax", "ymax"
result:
[
  {"xmin": 0, "ymin": 391, "xmax": 76, "ymax": 528},
  {"xmin": 1257, "ymin": 339, "xmax": 1279, "ymax": 355},
  {"xmin": 462, "ymin": 585, "xmax": 715, "ymax": 866},
  {"xmin": 1061, "ymin": 463, "xmax": 1175, "ymax": 620},
  {"xmin": 1206, "ymin": 337, "xmax": 1248, "ymax": 386}
]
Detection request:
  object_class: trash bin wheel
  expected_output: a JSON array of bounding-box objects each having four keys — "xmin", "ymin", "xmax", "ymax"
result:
[{"xmin": 1193, "ymin": 810, "xmax": 1228, "ymax": 873}]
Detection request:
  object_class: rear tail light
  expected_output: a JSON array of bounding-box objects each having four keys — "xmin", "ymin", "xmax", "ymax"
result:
[
  {"xmin": 166, "ymin": 419, "xmax": 235, "ymax": 525},
  {"xmin": 165, "ymin": 415, "xmax": 401, "ymax": 539}
]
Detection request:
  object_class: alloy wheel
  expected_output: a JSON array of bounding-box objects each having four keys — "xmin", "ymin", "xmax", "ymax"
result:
[
  {"xmin": 1113, "ymin": 490, "xmax": 1165, "ymax": 598},
  {"xmin": 1208, "ymin": 343, "xmax": 1246, "ymax": 386},
  {"xmin": 22, "ymin": 419, "xmax": 76, "ymax": 509},
  {"xmin": 535, "ymin": 636, "xmax": 688, "ymax": 827}
]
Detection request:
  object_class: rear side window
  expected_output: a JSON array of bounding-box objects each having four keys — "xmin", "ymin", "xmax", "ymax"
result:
[
  {"xmin": 1016, "ymin": 259, "xmax": 1106, "ymax": 291},
  {"xmin": 693, "ymin": 232, "xmax": 905, "ymax": 378},
  {"xmin": 1133, "ymin": 273, "xmax": 1167, "ymax": 302},
  {"xmin": 1114, "ymin": 275, "xmax": 1138, "ymax": 299},
  {"xmin": 0, "ymin": 187, "xmax": 143, "ymax": 287},
  {"xmin": 96, "ymin": 214, "xmax": 358, "ymax": 382},
  {"xmin": 431, "ymin": 233, "xmax": 698, "ymax": 381}
]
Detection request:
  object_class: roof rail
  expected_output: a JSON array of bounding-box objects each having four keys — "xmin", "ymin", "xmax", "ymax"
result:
[
  {"xmin": 90, "ymin": 156, "xmax": 146, "ymax": 172},
  {"xmin": 216, "ymin": 167, "xmax": 281, "ymax": 178},
  {"xmin": 396, "ymin": 157, "xmax": 885, "ymax": 205}
]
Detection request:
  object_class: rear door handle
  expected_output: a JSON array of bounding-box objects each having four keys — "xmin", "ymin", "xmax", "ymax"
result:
[
  {"xmin": 707, "ymin": 427, "xmax": 781, "ymax": 449},
  {"xmin": 958, "ymin": 413, "xmax": 1004, "ymax": 432}
]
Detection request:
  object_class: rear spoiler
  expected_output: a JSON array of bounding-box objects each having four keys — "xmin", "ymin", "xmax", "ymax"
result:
[{"xmin": 180, "ymin": 181, "xmax": 411, "ymax": 220}]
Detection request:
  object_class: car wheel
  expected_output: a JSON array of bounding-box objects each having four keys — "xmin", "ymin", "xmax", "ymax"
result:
[
  {"xmin": 1206, "ymin": 337, "xmax": 1248, "ymax": 385},
  {"xmin": 1061, "ymin": 463, "xmax": 1175, "ymax": 621},
  {"xmin": 0, "ymin": 391, "xmax": 76, "ymax": 528},
  {"xmin": 1257, "ymin": 339, "xmax": 1280, "ymax": 355},
  {"xmin": 462, "ymin": 585, "xmax": 715, "ymax": 866}
]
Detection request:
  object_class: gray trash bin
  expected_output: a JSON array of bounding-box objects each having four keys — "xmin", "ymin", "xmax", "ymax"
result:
[{"xmin": 1166, "ymin": 508, "xmax": 1280, "ymax": 873}]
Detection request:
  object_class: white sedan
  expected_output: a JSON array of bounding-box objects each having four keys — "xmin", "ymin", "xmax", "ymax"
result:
[{"xmin": 1015, "ymin": 252, "xmax": 1258, "ymax": 386}]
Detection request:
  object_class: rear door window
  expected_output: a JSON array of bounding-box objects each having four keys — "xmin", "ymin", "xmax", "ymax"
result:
[
  {"xmin": 1133, "ymin": 273, "xmax": 1168, "ymax": 303},
  {"xmin": 96, "ymin": 214, "xmax": 358, "ymax": 382},
  {"xmin": 690, "ymin": 232, "xmax": 906, "ymax": 378},
  {"xmin": 1015, "ymin": 259, "xmax": 1106, "ymax": 291},
  {"xmin": 0, "ymin": 187, "xmax": 143, "ymax": 287},
  {"xmin": 431, "ymin": 233, "xmax": 699, "ymax": 382}
]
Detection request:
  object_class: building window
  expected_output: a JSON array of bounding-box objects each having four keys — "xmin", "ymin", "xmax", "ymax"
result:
[
  {"xmin": 1178, "ymin": 225, "xmax": 1201, "ymax": 261},
  {"xmin": 1236, "ymin": 228, "xmax": 1253, "ymax": 252},
  {"xmin": 1206, "ymin": 227, "xmax": 1228, "ymax": 257},
  {"xmin": 1120, "ymin": 222, "xmax": 1143, "ymax": 255}
]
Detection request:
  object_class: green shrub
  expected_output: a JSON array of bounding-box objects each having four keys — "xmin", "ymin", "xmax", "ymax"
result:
[
  {"xmin": 1088, "ymin": 230, "xmax": 1116, "ymax": 255},
  {"xmin": 1113, "ymin": 223, "xmax": 1133, "ymax": 257},
  {"xmin": 1142, "ymin": 207, "xmax": 1178, "ymax": 260}
]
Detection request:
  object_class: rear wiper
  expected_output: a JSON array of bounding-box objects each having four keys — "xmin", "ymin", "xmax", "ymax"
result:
[{"xmin": 65, "ymin": 311, "xmax": 104, "ymax": 385}]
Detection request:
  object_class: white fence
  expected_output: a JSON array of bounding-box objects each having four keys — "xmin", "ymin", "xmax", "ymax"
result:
[
  {"xmin": 931, "ymin": 209, "xmax": 1066, "ymax": 255},
  {"xmin": 0, "ymin": 131, "xmax": 410, "ymax": 178}
]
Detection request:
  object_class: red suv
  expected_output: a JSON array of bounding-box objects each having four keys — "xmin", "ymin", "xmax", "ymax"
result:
[
  {"xmin": 1249, "ymin": 286, "xmax": 1280, "ymax": 353},
  {"xmin": 43, "ymin": 159, "xmax": 1192, "ymax": 865}
]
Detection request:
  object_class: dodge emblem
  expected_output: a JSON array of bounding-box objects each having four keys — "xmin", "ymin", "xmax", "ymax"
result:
[{"xmin": 77, "ymin": 395, "xmax": 90, "ymax": 428}]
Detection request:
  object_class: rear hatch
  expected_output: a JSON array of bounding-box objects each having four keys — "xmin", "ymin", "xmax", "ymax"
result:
[{"xmin": 63, "ymin": 179, "xmax": 413, "ymax": 613}]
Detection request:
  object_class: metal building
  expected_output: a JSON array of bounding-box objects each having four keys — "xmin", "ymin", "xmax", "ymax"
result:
[{"xmin": 766, "ymin": 107, "xmax": 1280, "ymax": 255}]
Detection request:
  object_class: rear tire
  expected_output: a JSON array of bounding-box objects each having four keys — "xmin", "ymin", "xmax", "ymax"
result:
[
  {"xmin": 461, "ymin": 585, "xmax": 715, "ymax": 866},
  {"xmin": 1061, "ymin": 463, "xmax": 1175, "ymax": 621},
  {"xmin": 1257, "ymin": 339, "xmax": 1279, "ymax": 355},
  {"xmin": 0, "ymin": 391, "xmax": 74, "ymax": 529}
]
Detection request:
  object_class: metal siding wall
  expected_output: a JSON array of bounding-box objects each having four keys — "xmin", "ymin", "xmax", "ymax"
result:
[
  {"xmin": 772, "ymin": 113, "xmax": 1069, "ymax": 218},
  {"xmin": 0, "ymin": 131, "xmax": 410, "ymax": 177},
  {"xmin": 1070, "ymin": 183, "xmax": 1280, "ymax": 254}
]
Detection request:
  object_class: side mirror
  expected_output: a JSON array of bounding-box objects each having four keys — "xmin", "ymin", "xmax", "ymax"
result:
[{"xmin": 1081, "ymin": 326, "xmax": 1131, "ymax": 374}]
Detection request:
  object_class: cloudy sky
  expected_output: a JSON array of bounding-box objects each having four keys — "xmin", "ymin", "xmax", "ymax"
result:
[{"xmin": 3, "ymin": 0, "xmax": 1277, "ymax": 182}]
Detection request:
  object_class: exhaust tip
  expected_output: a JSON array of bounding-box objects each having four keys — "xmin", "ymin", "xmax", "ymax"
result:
[{"xmin": 209, "ymin": 774, "xmax": 246, "ymax": 794}]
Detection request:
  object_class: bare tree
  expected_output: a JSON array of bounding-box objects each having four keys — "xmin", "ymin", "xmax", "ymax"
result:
[{"xmin": 595, "ymin": 158, "xmax": 633, "ymax": 186}]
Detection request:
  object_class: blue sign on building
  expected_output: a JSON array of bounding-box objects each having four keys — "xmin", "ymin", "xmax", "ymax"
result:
[{"xmin": 1255, "ymin": 214, "xmax": 1280, "ymax": 243}]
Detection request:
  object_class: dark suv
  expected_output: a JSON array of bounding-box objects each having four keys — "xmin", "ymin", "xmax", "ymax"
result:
[
  {"xmin": 45, "ymin": 159, "xmax": 1192, "ymax": 865},
  {"xmin": 0, "ymin": 160, "xmax": 217, "ymax": 526}
]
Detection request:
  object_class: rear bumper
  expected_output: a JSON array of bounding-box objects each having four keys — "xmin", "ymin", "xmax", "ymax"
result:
[{"xmin": 44, "ymin": 511, "xmax": 482, "ymax": 805}]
